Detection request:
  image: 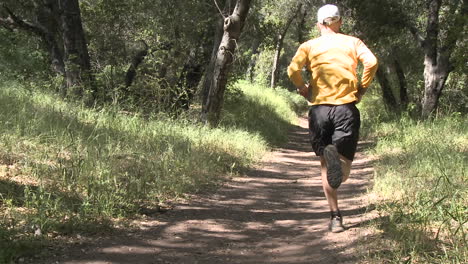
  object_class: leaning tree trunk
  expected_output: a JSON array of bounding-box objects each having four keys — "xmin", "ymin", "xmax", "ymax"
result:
[
  {"xmin": 201, "ymin": 0, "xmax": 252, "ymax": 126},
  {"xmin": 59, "ymin": 0, "xmax": 94, "ymax": 99},
  {"xmin": 270, "ymin": 4, "xmax": 301, "ymax": 89},
  {"xmin": 201, "ymin": 0, "xmax": 234, "ymax": 107}
]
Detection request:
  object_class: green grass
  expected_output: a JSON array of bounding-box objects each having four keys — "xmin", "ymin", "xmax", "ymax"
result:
[
  {"xmin": 222, "ymin": 80, "xmax": 308, "ymax": 145},
  {"xmin": 0, "ymin": 78, "xmax": 305, "ymax": 262},
  {"xmin": 359, "ymin": 95, "xmax": 467, "ymax": 263}
]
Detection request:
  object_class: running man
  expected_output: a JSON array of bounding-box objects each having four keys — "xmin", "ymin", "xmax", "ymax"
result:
[{"xmin": 287, "ymin": 4, "xmax": 378, "ymax": 232}]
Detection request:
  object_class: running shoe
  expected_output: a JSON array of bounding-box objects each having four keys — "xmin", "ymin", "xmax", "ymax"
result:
[{"xmin": 329, "ymin": 215, "xmax": 346, "ymax": 233}]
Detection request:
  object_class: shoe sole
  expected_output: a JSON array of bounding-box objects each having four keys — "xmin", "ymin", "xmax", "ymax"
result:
[
  {"xmin": 329, "ymin": 224, "xmax": 346, "ymax": 233},
  {"xmin": 323, "ymin": 145, "xmax": 342, "ymax": 189}
]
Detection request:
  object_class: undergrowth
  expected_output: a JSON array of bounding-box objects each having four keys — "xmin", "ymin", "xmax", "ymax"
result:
[
  {"xmin": 0, "ymin": 78, "xmax": 305, "ymax": 262},
  {"xmin": 359, "ymin": 95, "xmax": 467, "ymax": 263}
]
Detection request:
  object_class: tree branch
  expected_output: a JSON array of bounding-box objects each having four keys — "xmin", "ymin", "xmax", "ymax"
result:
[
  {"xmin": 2, "ymin": 5, "xmax": 48, "ymax": 39},
  {"xmin": 0, "ymin": 16, "xmax": 15, "ymax": 31},
  {"xmin": 213, "ymin": 0, "xmax": 226, "ymax": 18},
  {"xmin": 0, "ymin": 4, "xmax": 16, "ymax": 31},
  {"xmin": 407, "ymin": 24, "xmax": 425, "ymax": 49},
  {"xmin": 1, "ymin": 5, "xmax": 65, "ymax": 75}
]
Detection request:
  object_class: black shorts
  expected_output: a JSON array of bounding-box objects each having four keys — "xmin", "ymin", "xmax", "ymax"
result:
[{"xmin": 308, "ymin": 103, "xmax": 360, "ymax": 161}]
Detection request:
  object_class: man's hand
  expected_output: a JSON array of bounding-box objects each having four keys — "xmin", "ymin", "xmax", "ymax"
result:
[
  {"xmin": 356, "ymin": 84, "xmax": 367, "ymax": 104},
  {"xmin": 296, "ymin": 84, "xmax": 309, "ymax": 98}
]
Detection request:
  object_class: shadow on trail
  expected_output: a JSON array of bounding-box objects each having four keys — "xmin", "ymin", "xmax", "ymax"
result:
[{"xmin": 54, "ymin": 121, "xmax": 375, "ymax": 264}]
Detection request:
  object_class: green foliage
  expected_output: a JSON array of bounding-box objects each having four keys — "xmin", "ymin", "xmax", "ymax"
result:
[
  {"xmin": 0, "ymin": 29, "xmax": 49, "ymax": 80},
  {"xmin": 259, "ymin": 0, "xmax": 302, "ymax": 27},
  {"xmin": 1, "ymin": 0, "xmax": 220, "ymax": 108},
  {"xmin": 1, "ymin": 0, "xmax": 466, "ymax": 117},
  {"xmin": 252, "ymin": 47, "xmax": 275, "ymax": 86},
  {"xmin": 358, "ymin": 92, "xmax": 401, "ymax": 138},
  {"xmin": 360, "ymin": 97, "xmax": 468, "ymax": 263},
  {"xmin": 439, "ymin": 72, "xmax": 468, "ymax": 114}
]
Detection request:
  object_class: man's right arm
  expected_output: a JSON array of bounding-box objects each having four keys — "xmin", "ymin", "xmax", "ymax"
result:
[{"xmin": 287, "ymin": 43, "xmax": 309, "ymax": 97}]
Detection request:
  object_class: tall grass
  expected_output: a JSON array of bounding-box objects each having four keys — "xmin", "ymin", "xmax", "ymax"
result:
[
  {"xmin": 0, "ymin": 78, "xmax": 305, "ymax": 262},
  {"xmin": 359, "ymin": 95, "xmax": 467, "ymax": 263}
]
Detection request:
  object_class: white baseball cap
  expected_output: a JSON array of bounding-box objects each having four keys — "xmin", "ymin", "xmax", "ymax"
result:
[{"xmin": 317, "ymin": 4, "xmax": 341, "ymax": 25}]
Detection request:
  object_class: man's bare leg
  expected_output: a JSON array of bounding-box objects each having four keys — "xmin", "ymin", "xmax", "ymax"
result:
[
  {"xmin": 340, "ymin": 155, "xmax": 352, "ymax": 182},
  {"xmin": 320, "ymin": 155, "xmax": 351, "ymax": 210},
  {"xmin": 321, "ymin": 154, "xmax": 352, "ymax": 232},
  {"xmin": 320, "ymin": 157, "xmax": 338, "ymax": 211}
]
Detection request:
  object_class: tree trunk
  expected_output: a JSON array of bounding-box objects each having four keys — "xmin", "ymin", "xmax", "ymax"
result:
[
  {"xmin": 297, "ymin": 6, "xmax": 308, "ymax": 44},
  {"xmin": 393, "ymin": 58, "xmax": 408, "ymax": 109},
  {"xmin": 421, "ymin": 55, "xmax": 450, "ymax": 117},
  {"xmin": 376, "ymin": 65, "xmax": 398, "ymax": 110},
  {"xmin": 201, "ymin": 0, "xmax": 234, "ymax": 107},
  {"xmin": 201, "ymin": 0, "xmax": 252, "ymax": 126},
  {"xmin": 420, "ymin": 0, "xmax": 442, "ymax": 117},
  {"xmin": 270, "ymin": 4, "xmax": 301, "ymax": 89},
  {"xmin": 125, "ymin": 40, "xmax": 149, "ymax": 88},
  {"xmin": 59, "ymin": 0, "xmax": 94, "ymax": 99},
  {"xmin": 174, "ymin": 49, "xmax": 204, "ymax": 111},
  {"xmin": 407, "ymin": 0, "xmax": 466, "ymax": 118},
  {"xmin": 270, "ymin": 33, "xmax": 285, "ymax": 89},
  {"xmin": 270, "ymin": 4, "xmax": 302, "ymax": 88}
]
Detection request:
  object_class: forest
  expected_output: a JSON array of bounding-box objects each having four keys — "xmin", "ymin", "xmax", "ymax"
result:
[{"xmin": 0, "ymin": 0, "xmax": 466, "ymax": 263}]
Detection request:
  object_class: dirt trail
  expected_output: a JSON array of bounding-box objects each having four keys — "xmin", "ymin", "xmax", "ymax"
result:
[{"xmin": 54, "ymin": 118, "xmax": 374, "ymax": 264}]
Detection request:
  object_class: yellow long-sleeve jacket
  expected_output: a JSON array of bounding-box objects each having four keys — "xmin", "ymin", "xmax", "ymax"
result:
[{"xmin": 287, "ymin": 33, "xmax": 378, "ymax": 105}]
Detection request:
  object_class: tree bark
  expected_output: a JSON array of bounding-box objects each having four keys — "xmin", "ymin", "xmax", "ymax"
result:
[
  {"xmin": 59, "ymin": 0, "xmax": 94, "ymax": 99},
  {"xmin": 393, "ymin": 58, "xmax": 408, "ymax": 109},
  {"xmin": 420, "ymin": 0, "xmax": 443, "ymax": 117},
  {"xmin": 201, "ymin": 0, "xmax": 252, "ymax": 126},
  {"xmin": 376, "ymin": 65, "xmax": 398, "ymax": 110},
  {"xmin": 270, "ymin": 4, "xmax": 301, "ymax": 89},
  {"xmin": 421, "ymin": 54, "xmax": 450, "ymax": 117}
]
